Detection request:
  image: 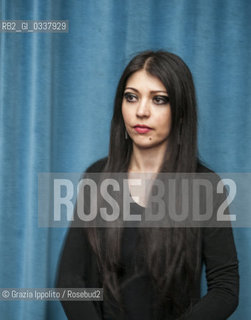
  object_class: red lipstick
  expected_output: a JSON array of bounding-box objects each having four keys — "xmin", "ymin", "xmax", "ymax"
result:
[{"xmin": 134, "ymin": 124, "xmax": 152, "ymax": 134}]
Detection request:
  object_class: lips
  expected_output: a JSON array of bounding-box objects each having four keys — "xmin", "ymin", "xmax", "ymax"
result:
[{"xmin": 134, "ymin": 124, "xmax": 152, "ymax": 134}]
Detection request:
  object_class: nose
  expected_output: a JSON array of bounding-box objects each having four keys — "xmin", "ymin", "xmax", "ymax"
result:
[{"xmin": 136, "ymin": 98, "xmax": 150, "ymax": 118}]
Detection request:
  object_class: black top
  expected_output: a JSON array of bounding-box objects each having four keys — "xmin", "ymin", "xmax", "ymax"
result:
[{"xmin": 56, "ymin": 157, "xmax": 239, "ymax": 320}]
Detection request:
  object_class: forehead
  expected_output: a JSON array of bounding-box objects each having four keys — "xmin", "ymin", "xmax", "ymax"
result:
[{"xmin": 126, "ymin": 69, "xmax": 166, "ymax": 92}]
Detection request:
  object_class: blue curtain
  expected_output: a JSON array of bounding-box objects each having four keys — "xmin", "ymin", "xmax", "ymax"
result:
[{"xmin": 0, "ymin": 0, "xmax": 250, "ymax": 319}]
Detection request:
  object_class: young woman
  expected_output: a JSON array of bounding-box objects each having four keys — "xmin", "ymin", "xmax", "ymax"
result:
[{"xmin": 57, "ymin": 51, "xmax": 239, "ymax": 320}]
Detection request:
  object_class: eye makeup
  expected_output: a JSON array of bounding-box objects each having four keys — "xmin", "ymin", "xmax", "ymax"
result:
[{"xmin": 123, "ymin": 92, "xmax": 169, "ymax": 105}]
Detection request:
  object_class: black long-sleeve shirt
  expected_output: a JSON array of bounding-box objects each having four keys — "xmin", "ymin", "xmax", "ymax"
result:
[{"xmin": 56, "ymin": 158, "xmax": 239, "ymax": 320}]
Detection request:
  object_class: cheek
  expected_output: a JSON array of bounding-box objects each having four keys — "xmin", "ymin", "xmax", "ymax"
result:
[
  {"xmin": 122, "ymin": 104, "xmax": 131, "ymax": 124},
  {"xmin": 157, "ymin": 109, "xmax": 172, "ymax": 131}
]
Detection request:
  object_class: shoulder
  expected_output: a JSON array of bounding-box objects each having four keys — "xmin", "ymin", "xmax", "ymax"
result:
[
  {"xmin": 196, "ymin": 160, "xmax": 214, "ymax": 174},
  {"xmin": 85, "ymin": 157, "xmax": 108, "ymax": 173},
  {"xmin": 196, "ymin": 160, "xmax": 223, "ymax": 190}
]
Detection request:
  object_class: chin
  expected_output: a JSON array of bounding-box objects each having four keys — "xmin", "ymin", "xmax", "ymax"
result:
[
  {"xmin": 132, "ymin": 137, "xmax": 168, "ymax": 151},
  {"xmin": 133, "ymin": 142, "xmax": 157, "ymax": 150}
]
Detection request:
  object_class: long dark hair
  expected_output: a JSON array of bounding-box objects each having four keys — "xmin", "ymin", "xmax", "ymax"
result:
[
  {"xmin": 87, "ymin": 50, "xmax": 201, "ymax": 318},
  {"xmin": 107, "ymin": 50, "xmax": 197, "ymax": 173}
]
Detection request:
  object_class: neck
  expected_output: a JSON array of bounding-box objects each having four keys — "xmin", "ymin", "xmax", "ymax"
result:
[{"xmin": 128, "ymin": 144, "xmax": 167, "ymax": 173}]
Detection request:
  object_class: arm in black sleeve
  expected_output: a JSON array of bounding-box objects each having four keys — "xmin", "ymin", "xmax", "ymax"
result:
[
  {"xmin": 185, "ymin": 227, "xmax": 239, "ymax": 320},
  {"xmin": 184, "ymin": 177, "xmax": 239, "ymax": 320},
  {"xmin": 56, "ymin": 226, "xmax": 102, "ymax": 320},
  {"xmin": 56, "ymin": 158, "xmax": 108, "ymax": 319}
]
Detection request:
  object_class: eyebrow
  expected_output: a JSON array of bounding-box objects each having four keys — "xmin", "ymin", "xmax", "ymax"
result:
[{"xmin": 125, "ymin": 87, "xmax": 168, "ymax": 94}]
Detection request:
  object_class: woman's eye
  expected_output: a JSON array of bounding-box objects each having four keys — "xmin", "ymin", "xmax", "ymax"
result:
[
  {"xmin": 153, "ymin": 96, "xmax": 170, "ymax": 105},
  {"xmin": 124, "ymin": 92, "xmax": 137, "ymax": 102}
]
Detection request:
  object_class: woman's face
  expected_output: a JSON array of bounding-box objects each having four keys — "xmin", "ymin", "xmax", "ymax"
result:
[{"xmin": 122, "ymin": 69, "xmax": 172, "ymax": 151}]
